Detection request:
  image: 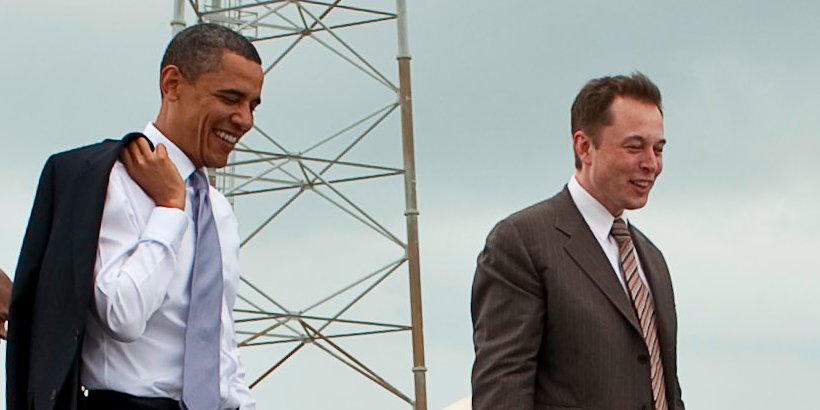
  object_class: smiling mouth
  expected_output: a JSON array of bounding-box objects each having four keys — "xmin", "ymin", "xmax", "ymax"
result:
[
  {"xmin": 215, "ymin": 129, "xmax": 238, "ymax": 144},
  {"xmin": 631, "ymin": 179, "xmax": 653, "ymax": 189}
]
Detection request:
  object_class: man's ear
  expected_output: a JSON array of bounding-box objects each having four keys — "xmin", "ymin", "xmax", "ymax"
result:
[
  {"xmin": 573, "ymin": 130, "xmax": 594, "ymax": 167},
  {"xmin": 160, "ymin": 65, "xmax": 185, "ymax": 101}
]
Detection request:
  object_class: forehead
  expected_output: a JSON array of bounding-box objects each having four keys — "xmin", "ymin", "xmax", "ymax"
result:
[
  {"xmin": 604, "ymin": 96, "xmax": 664, "ymax": 140},
  {"xmin": 197, "ymin": 51, "xmax": 264, "ymax": 95}
]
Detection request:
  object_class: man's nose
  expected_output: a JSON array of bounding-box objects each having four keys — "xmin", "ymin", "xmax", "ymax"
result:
[
  {"xmin": 640, "ymin": 148, "xmax": 660, "ymax": 173},
  {"xmin": 232, "ymin": 103, "xmax": 253, "ymax": 131}
]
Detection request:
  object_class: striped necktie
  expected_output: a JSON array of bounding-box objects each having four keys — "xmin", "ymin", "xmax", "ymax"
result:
[
  {"xmin": 182, "ymin": 171, "xmax": 224, "ymax": 410},
  {"xmin": 611, "ymin": 218, "xmax": 668, "ymax": 410}
]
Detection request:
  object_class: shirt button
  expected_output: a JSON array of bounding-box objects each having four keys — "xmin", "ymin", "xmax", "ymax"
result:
[{"xmin": 637, "ymin": 353, "xmax": 649, "ymax": 364}]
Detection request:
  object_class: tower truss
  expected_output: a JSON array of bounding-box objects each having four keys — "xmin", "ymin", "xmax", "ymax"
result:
[{"xmin": 172, "ymin": 1, "xmax": 426, "ymax": 408}]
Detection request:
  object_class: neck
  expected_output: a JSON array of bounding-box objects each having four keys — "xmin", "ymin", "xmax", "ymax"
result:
[{"xmin": 573, "ymin": 170, "xmax": 623, "ymax": 217}]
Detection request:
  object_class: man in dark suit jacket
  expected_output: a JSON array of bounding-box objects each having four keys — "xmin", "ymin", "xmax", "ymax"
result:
[
  {"xmin": 472, "ymin": 73, "xmax": 684, "ymax": 410},
  {"xmin": 7, "ymin": 23, "xmax": 262, "ymax": 410}
]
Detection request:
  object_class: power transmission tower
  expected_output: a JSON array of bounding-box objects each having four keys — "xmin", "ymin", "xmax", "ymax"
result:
[{"xmin": 170, "ymin": 1, "xmax": 426, "ymax": 408}]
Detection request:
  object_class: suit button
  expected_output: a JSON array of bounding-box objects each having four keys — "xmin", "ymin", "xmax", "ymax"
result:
[
  {"xmin": 50, "ymin": 389, "xmax": 57, "ymax": 400},
  {"xmin": 637, "ymin": 353, "xmax": 649, "ymax": 364}
]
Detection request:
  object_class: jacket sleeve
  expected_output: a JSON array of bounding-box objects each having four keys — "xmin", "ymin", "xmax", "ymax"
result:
[
  {"xmin": 7, "ymin": 157, "xmax": 56, "ymax": 410},
  {"xmin": 471, "ymin": 219, "xmax": 545, "ymax": 410}
]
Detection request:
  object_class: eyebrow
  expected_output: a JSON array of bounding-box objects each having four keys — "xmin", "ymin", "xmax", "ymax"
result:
[
  {"xmin": 624, "ymin": 135, "xmax": 666, "ymax": 146},
  {"xmin": 217, "ymin": 88, "xmax": 262, "ymax": 106}
]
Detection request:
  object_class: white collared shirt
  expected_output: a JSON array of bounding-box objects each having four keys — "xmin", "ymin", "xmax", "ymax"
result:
[
  {"xmin": 567, "ymin": 176, "xmax": 652, "ymax": 295},
  {"xmin": 81, "ymin": 123, "xmax": 255, "ymax": 409}
]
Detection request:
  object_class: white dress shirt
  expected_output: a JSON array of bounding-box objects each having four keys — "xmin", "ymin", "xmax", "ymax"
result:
[
  {"xmin": 81, "ymin": 123, "xmax": 255, "ymax": 409},
  {"xmin": 567, "ymin": 176, "xmax": 653, "ymax": 295}
]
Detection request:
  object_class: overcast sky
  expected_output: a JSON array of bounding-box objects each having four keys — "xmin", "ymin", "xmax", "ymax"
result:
[{"xmin": 2, "ymin": 1, "xmax": 819, "ymax": 409}]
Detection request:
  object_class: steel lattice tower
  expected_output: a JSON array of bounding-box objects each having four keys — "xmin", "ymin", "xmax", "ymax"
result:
[{"xmin": 170, "ymin": 1, "xmax": 426, "ymax": 408}]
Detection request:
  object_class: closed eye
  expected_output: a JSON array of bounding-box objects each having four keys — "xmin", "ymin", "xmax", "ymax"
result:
[
  {"xmin": 219, "ymin": 95, "xmax": 239, "ymax": 105},
  {"xmin": 654, "ymin": 141, "xmax": 666, "ymax": 154}
]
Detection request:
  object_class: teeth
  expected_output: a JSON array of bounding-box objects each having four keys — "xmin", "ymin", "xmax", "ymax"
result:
[
  {"xmin": 634, "ymin": 180, "xmax": 650, "ymax": 188},
  {"xmin": 215, "ymin": 130, "xmax": 238, "ymax": 144}
]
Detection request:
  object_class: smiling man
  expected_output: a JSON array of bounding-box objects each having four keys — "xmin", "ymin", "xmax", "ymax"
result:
[
  {"xmin": 471, "ymin": 73, "xmax": 684, "ymax": 410},
  {"xmin": 7, "ymin": 23, "xmax": 262, "ymax": 410}
]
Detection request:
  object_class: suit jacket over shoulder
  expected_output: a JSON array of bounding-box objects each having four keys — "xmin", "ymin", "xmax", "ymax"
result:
[{"xmin": 7, "ymin": 134, "xmax": 149, "ymax": 410}]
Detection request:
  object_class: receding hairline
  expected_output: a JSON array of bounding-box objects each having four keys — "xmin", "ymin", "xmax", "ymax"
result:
[{"xmin": 571, "ymin": 72, "xmax": 663, "ymax": 136}]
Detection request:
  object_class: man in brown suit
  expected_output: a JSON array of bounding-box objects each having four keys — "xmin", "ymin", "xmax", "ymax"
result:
[{"xmin": 472, "ymin": 73, "xmax": 684, "ymax": 410}]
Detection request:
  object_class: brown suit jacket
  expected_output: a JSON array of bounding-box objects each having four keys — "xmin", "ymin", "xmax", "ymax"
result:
[{"xmin": 472, "ymin": 188, "xmax": 684, "ymax": 410}]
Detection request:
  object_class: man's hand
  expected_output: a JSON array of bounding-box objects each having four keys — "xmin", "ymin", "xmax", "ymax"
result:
[
  {"xmin": 121, "ymin": 138, "xmax": 186, "ymax": 210},
  {"xmin": 0, "ymin": 268, "xmax": 12, "ymax": 340}
]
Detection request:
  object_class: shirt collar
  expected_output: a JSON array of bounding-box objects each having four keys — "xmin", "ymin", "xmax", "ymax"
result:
[
  {"xmin": 142, "ymin": 122, "xmax": 201, "ymax": 182},
  {"xmin": 567, "ymin": 175, "xmax": 630, "ymax": 243}
]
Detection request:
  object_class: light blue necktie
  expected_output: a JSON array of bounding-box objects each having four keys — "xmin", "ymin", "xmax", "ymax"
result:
[{"xmin": 182, "ymin": 171, "xmax": 224, "ymax": 410}]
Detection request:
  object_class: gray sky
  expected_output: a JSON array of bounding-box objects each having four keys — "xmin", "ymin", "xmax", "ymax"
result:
[{"xmin": 2, "ymin": 1, "xmax": 820, "ymax": 409}]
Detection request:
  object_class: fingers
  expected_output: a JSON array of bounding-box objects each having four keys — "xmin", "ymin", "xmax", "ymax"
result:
[
  {"xmin": 133, "ymin": 137, "xmax": 154, "ymax": 158},
  {"xmin": 119, "ymin": 140, "xmax": 186, "ymax": 210},
  {"xmin": 122, "ymin": 140, "xmax": 167, "ymax": 168},
  {"xmin": 120, "ymin": 143, "xmax": 136, "ymax": 168},
  {"xmin": 122, "ymin": 138, "xmax": 157, "ymax": 164},
  {"xmin": 156, "ymin": 143, "xmax": 169, "ymax": 160}
]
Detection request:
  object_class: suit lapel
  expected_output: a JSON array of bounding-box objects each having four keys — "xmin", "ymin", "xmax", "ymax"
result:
[
  {"xmin": 71, "ymin": 133, "xmax": 153, "ymax": 312},
  {"xmin": 553, "ymin": 189, "xmax": 642, "ymax": 335},
  {"xmin": 70, "ymin": 133, "xmax": 149, "ymax": 309},
  {"xmin": 70, "ymin": 140, "xmax": 124, "ymax": 311}
]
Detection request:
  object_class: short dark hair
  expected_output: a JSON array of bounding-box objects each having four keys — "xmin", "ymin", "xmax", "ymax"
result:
[
  {"xmin": 570, "ymin": 72, "xmax": 662, "ymax": 169},
  {"xmin": 160, "ymin": 23, "xmax": 261, "ymax": 85}
]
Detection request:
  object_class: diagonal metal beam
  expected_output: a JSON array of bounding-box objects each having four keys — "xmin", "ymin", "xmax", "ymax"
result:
[
  {"xmin": 300, "ymin": 321, "xmax": 413, "ymax": 404},
  {"xmin": 249, "ymin": 341, "xmax": 306, "ymax": 388},
  {"xmin": 304, "ymin": 166, "xmax": 406, "ymax": 247},
  {"xmin": 196, "ymin": 0, "xmax": 288, "ymax": 16},
  {"xmin": 240, "ymin": 188, "xmax": 305, "ymax": 247},
  {"xmin": 300, "ymin": 256, "xmax": 406, "ymax": 314},
  {"xmin": 313, "ymin": 259, "xmax": 405, "ymax": 335},
  {"xmin": 235, "ymin": 310, "xmax": 409, "ymax": 330},
  {"xmin": 300, "ymin": 0, "xmax": 396, "ymax": 17},
  {"xmin": 241, "ymin": 327, "xmax": 409, "ymax": 347},
  {"xmin": 297, "ymin": 3, "xmax": 398, "ymax": 90},
  {"xmin": 250, "ymin": 16, "xmax": 396, "ymax": 42}
]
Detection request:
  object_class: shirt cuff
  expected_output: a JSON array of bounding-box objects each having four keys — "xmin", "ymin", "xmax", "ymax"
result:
[{"xmin": 140, "ymin": 206, "xmax": 188, "ymax": 250}]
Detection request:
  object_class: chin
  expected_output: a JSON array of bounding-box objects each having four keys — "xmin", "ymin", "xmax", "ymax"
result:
[
  {"xmin": 204, "ymin": 157, "xmax": 230, "ymax": 169},
  {"xmin": 624, "ymin": 198, "xmax": 649, "ymax": 210}
]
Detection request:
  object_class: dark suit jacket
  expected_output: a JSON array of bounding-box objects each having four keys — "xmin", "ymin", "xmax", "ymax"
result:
[
  {"xmin": 7, "ymin": 134, "xmax": 150, "ymax": 410},
  {"xmin": 472, "ymin": 188, "xmax": 684, "ymax": 410}
]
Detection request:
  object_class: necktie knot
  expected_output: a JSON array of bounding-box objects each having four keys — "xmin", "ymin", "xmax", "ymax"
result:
[
  {"xmin": 189, "ymin": 170, "xmax": 209, "ymax": 193},
  {"xmin": 610, "ymin": 218, "xmax": 631, "ymax": 244}
]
